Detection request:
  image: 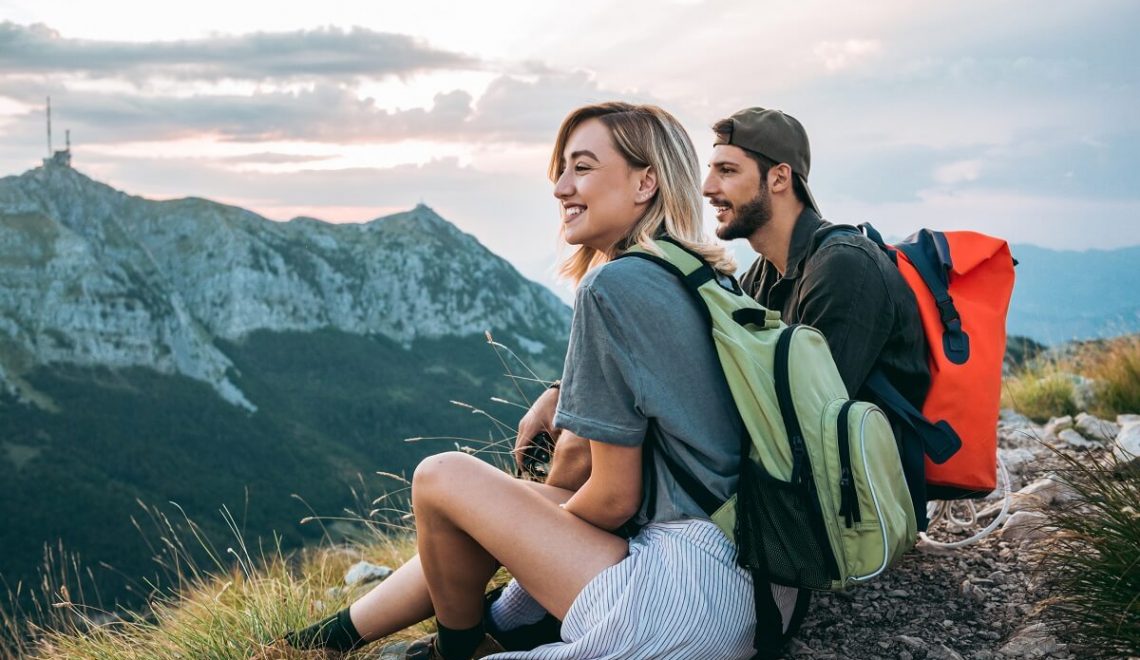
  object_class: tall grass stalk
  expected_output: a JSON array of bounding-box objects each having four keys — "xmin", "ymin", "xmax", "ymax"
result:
[{"xmin": 1037, "ymin": 450, "xmax": 1140, "ymax": 657}]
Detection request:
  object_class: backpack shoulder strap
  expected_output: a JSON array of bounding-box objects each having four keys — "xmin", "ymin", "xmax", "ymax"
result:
[{"xmin": 895, "ymin": 230, "xmax": 970, "ymax": 365}]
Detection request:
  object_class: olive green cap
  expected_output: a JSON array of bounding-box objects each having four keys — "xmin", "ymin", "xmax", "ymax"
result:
[{"xmin": 714, "ymin": 107, "xmax": 820, "ymax": 214}]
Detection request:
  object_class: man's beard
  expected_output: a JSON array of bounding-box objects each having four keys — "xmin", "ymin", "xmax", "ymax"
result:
[{"xmin": 714, "ymin": 184, "xmax": 772, "ymax": 241}]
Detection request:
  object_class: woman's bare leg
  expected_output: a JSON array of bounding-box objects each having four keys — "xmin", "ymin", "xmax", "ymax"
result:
[
  {"xmin": 412, "ymin": 451, "xmax": 628, "ymax": 628},
  {"xmin": 347, "ymin": 479, "xmax": 576, "ymax": 640},
  {"xmin": 347, "ymin": 555, "xmax": 434, "ymax": 641}
]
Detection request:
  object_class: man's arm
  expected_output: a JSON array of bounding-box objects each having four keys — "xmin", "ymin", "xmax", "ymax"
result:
[{"xmin": 795, "ymin": 243, "xmax": 894, "ymax": 396}]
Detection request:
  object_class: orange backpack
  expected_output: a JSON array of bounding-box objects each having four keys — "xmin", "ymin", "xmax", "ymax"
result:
[{"xmin": 859, "ymin": 226, "xmax": 1016, "ymax": 500}]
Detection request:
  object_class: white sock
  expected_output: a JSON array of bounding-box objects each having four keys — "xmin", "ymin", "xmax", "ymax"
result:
[{"xmin": 489, "ymin": 579, "xmax": 548, "ymax": 630}]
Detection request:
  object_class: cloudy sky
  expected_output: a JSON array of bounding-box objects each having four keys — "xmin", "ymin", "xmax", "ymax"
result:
[{"xmin": 1, "ymin": 1, "xmax": 1137, "ymax": 296}]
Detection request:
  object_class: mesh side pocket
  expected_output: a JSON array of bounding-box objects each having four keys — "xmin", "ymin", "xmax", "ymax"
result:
[{"xmin": 735, "ymin": 459, "xmax": 837, "ymax": 590}]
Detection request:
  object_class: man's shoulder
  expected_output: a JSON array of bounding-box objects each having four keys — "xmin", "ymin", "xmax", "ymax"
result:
[{"xmin": 806, "ymin": 226, "xmax": 898, "ymax": 283}]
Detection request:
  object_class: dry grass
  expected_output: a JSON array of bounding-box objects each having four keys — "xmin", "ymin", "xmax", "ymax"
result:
[
  {"xmin": 1084, "ymin": 335, "xmax": 1140, "ymax": 420},
  {"xmin": 1002, "ymin": 334, "xmax": 1140, "ymax": 423},
  {"xmin": 1, "ymin": 501, "xmax": 430, "ymax": 659},
  {"xmin": 1002, "ymin": 363, "xmax": 1080, "ymax": 423}
]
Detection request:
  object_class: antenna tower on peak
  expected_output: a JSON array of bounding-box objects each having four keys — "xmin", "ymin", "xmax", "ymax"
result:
[{"xmin": 43, "ymin": 97, "xmax": 73, "ymax": 169}]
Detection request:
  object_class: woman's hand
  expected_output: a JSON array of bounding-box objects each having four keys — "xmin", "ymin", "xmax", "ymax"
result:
[{"xmin": 514, "ymin": 386, "xmax": 560, "ymax": 471}]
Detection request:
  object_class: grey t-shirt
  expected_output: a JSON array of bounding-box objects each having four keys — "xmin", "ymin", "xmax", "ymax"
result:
[{"xmin": 553, "ymin": 256, "xmax": 744, "ymax": 528}]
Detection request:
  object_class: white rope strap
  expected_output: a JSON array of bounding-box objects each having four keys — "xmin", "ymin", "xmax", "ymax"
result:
[{"xmin": 917, "ymin": 455, "xmax": 1012, "ymax": 550}]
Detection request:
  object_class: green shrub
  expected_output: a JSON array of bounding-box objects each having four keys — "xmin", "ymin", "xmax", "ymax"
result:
[
  {"xmin": 1089, "ymin": 336, "xmax": 1140, "ymax": 419},
  {"xmin": 1038, "ymin": 451, "xmax": 1140, "ymax": 657},
  {"xmin": 1002, "ymin": 365, "xmax": 1079, "ymax": 423}
]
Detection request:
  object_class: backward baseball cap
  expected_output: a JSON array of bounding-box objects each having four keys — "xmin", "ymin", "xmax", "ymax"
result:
[{"xmin": 714, "ymin": 107, "xmax": 820, "ymax": 215}]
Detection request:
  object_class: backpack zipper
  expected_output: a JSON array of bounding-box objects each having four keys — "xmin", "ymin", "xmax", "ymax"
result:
[{"xmin": 837, "ymin": 400, "xmax": 861, "ymax": 528}]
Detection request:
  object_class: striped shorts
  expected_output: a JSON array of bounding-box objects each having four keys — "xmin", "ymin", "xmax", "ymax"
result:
[{"xmin": 486, "ymin": 518, "xmax": 794, "ymax": 660}]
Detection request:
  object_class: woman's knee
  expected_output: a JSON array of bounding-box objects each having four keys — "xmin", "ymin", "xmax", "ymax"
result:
[{"xmin": 412, "ymin": 451, "xmax": 486, "ymax": 506}]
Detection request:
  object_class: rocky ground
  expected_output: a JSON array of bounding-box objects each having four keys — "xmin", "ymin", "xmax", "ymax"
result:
[{"xmin": 792, "ymin": 410, "xmax": 1140, "ymax": 660}]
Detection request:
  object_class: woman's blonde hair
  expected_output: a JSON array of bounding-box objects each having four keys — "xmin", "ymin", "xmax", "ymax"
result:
[{"xmin": 549, "ymin": 102, "xmax": 736, "ymax": 284}]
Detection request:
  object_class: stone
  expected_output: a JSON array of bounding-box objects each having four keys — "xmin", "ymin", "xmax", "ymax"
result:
[
  {"xmin": 999, "ymin": 408, "xmax": 1034, "ymax": 428},
  {"xmin": 998, "ymin": 447, "xmax": 1038, "ymax": 474},
  {"xmin": 786, "ymin": 638, "xmax": 816, "ymax": 656},
  {"xmin": 1043, "ymin": 415, "xmax": 1073, "ymax": 438},
  {"xmin": 344, "ymin": 561, "xmax": 393, "ymax": 586},
  {"xmin": 977, "ymin": 474, "xmax": 1076, "ymax": 519},
  {"xmin": 1074, "ymin": 412, "xmax": 1120, "ymax": 443},
  {"xmin": 373, "ymin": 641, "xmax": 411, "ymax": 659},
  {"xmin": 928, "ymin": 643, "xmax": 965, "ymax": 660},
  {"xmin": 1000, "ymin": 511, "xmax": 1051, "ymax": 541},
  {"xmin": 1056, "ymin": 428, "xmax": 1100, "ymax": 450},
  {"xmin": 960, "ymin": 579, "xmax": 986, "ymax": 603},
  {"xmin": 1020, "ymin": 474, "xmax": 1077, "ymax": 503},
  {"xmin": 998, "ymin": 623, "xmax": 1059, "ymax": 658},
  {"xmin": 1114, "ymin": 421, "xmax": 1140, "ymax": 468},
  {"xmin": 895, "ymin": 635, "xmax": 925, "ymax": 651},
  {"xmin": 1117, "ymin": 414, "xmax": 1140, "ymax": 426}
]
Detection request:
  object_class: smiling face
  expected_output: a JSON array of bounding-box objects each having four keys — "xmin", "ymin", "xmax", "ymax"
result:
[
  {"xmin": 553, "ymin": 118, "xmax": 648, "ymax": 253},
  {"xmin": 703, "ymin": 144, "xmax": 771, "ymax": 241}
]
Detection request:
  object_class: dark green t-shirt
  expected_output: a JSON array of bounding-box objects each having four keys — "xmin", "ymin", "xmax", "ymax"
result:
[{"xmin": 740, "ymin": 208, "xmax": 931, "ymax": 409}]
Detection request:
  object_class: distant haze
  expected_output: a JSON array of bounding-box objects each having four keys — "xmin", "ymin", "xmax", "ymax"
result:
[{"xmin": 1, "ymin": 1, "xmax": 1139, "ymax": 297}]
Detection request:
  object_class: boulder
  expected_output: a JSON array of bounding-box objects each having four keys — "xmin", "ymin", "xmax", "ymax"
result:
[
  {"xmin": 1019, "ymin": 474, "xmax": 1078, "ymax": 504},
  {"xmin": 1000, "ymin": 511, "xmax": 1051, "ymax": 542},
  {"xmin": 1118, "ymin": 414, "xmax": 1140, "ymax": 426},
  {"xmin": 998, "ymin": 423, "xmax": 1044, "ymax": 449},
  {"xmin": 998, "ymin": 409, "xmax": 1035, "ymax": 429},
  {"xmin": 1114, "ymin": 421, "xmax": 1140, "ymax": 469},
  {"xmin": 344, "ymin": 561, "xmax": 393, "ymax": 586},
  {"xmin": 1057, "ymin": 428, "xmax": 1100, "ymax": 449},
  {"xmin": 928, "ymin": 643, "xmax": 966, "ymax": 660},
  {"xmin": 1074, "ymin": 412, "xmax": 1120, "ymax": 443},
  {"xmin": 998, "ymin": 447, "xmax": 1038, "ymax": 475},
  {"xmin": 998, "ymin": 623, "xmax": 1060, "ymax": 658},
  {"xmin": 977, "ymin": 474, "xmax": 1077, "ymax": 519},
  {"xmin": 1043, "ymin": 415, "xmax": 1073, "ymax": 439}
]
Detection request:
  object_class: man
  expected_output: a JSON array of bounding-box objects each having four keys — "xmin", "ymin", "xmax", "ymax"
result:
[
  {"xmin": 703, "ymin": 107, "xmax": 929, "ymax": 409},
  {"xmin": 701, "ymin": 106, "xmax": 931, "ymax": 646}
]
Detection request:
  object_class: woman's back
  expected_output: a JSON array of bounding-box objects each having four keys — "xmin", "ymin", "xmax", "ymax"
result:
[{"xmin": 554, "ymin": 256, "xmax": 744, "ymax": 527}]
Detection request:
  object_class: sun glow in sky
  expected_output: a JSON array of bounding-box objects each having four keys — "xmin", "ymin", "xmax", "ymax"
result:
[{"xmin": 2, "ymin": 0, "xmax": 1138, "ymax": 297}]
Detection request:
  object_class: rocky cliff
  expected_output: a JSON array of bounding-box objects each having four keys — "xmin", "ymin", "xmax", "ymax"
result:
[{"xmin": 0, "ymin": 162, "xmax": 571, "ymax": 409}]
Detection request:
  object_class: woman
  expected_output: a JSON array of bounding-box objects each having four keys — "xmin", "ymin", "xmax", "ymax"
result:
[{"xmin": 284, "ymin": 102, "xmax": 775, "ymax": 659}]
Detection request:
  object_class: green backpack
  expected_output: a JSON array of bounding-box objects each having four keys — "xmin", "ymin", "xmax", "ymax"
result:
[{"xmin": 620, "ymin": 238, "xmax": 916, "ymax": 654}]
